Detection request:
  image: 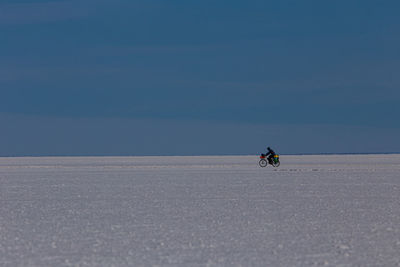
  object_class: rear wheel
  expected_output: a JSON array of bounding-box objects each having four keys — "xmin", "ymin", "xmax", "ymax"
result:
[
  {"xmin": 272, "ymin": 161, "xmax": 280, "ymax": 167},
  {"xmin": 259, "ymin": 159, "xmax": 267, "ymax": 167}
]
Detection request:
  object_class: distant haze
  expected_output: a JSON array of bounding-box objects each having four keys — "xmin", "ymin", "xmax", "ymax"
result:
[{"xmin": 1, "ymin": 0, "xmax": 399, "ymax": 156}]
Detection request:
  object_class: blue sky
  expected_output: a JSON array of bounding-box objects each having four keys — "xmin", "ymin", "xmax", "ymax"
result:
[{"xmin": 1, "ymin": 0, "xmax": 399, "ymax": 156}]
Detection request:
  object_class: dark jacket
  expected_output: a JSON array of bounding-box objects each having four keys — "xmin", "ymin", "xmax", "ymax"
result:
[{"xmin": 266, "ymin": 147, "xmax": 276, "ymax": 157}]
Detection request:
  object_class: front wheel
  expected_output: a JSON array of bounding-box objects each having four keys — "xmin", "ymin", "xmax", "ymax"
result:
[{"xmin": 259, "ymin": 159, "xmax": 267, "ymax": 167}]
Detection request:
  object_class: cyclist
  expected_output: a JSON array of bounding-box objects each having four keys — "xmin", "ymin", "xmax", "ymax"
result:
[{"xmin": 265, "ymin": 147, "xmax": 276, "ymax": 164}]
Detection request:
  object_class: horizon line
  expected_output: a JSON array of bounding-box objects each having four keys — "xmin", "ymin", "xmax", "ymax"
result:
[{"xmin": 0, "ymin": 152, "xmax": 399, "ymax": 158}]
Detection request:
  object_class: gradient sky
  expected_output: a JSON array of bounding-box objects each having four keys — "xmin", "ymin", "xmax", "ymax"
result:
[{"xmin": 1, "ymin": 0, "xmax": 399, "ymax": 156}]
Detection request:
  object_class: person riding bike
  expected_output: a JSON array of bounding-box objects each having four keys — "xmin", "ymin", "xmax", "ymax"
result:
[{"xmin": 265, "ymin": 147, "xmax": 276, "ymax": 164}]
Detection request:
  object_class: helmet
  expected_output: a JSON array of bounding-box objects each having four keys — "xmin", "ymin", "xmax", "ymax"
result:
[{"xmin": 267, "ymin": 147, "xmax": 271, "ymax": 150}]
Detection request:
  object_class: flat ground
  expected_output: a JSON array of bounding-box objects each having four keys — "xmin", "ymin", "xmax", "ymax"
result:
[{"xmin": 1, "ymin": 155, "xmax": 400, "ymax": 266}]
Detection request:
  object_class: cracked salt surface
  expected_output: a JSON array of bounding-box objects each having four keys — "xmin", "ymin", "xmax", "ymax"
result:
[{"xmin": 1, "ymin": 155, "xmax": 400, "ymax": 266}]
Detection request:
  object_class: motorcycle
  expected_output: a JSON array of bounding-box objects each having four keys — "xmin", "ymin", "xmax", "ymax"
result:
[{"xmin": 259, "ymin": 154, "xmax": 280, "ymax": 167}]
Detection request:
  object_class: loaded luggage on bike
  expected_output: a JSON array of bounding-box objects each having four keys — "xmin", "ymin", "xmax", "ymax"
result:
[{"xmin": 259, "ymin": 147, "xmax": 280, "ymax": 167}]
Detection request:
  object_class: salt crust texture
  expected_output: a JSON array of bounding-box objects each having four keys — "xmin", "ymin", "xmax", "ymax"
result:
[{"xmin": 1, "ymin": 155, "xmax": 400, "ymax": 266}]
